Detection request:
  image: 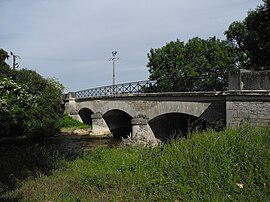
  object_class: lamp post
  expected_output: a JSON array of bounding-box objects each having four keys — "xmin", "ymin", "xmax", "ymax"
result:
[{"xmin": 110, "ymin": 51, "xmax": 119, "ymax": 94}]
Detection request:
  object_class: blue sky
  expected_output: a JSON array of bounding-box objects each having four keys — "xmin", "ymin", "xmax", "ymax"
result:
[{"xmin": 0, "ymin": 0, "xmax": 261, "ymax": 92}]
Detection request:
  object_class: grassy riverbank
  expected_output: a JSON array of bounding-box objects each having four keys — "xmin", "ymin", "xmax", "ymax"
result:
[{"xmin": 2, "ymin": 126, "xmax": 270, "ymax": 201}]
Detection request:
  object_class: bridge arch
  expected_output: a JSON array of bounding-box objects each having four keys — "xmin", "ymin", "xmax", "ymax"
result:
[
  {"xmin": 103, "ymin": 109, "xmax": 133, "ymax": 138},
  {"xmin": 78, "ymin": 107, "xmax": 94, "ymax": 126},
  {"xmin": 148, "ymin": 113, "xmax": 209, "ymax": 141}
]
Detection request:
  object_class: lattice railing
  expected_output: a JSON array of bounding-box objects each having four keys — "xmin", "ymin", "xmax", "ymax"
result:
[{"xmin": 75, "ymin": 80, "xmax": 157, "ymax": 99}]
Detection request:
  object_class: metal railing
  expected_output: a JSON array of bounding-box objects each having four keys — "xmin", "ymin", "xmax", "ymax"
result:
[{"xmin": 75, "ymin": 80, "xmax": 157, "ymax": 99}]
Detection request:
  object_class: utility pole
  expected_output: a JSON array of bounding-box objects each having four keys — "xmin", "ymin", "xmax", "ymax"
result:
[
  {"xmin": 109, "ymin": 51, "xmax": 119, "ymax": 94},
  {"xmin": 10, "ymin": 52, "xmax": 20, "ymax": 70}
]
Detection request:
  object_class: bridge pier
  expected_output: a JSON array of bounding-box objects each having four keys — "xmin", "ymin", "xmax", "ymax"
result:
[
  {"xmin": 131, "ymin": 118, "xmax": 157, "ymax": 143},
  {"xmin": 91, "ymin": 113, "xmax": 111, "ymax": 135},
  {"xmin": 64, "ymin": 92, "xmax": 82, "ymax": 122},
  {"xmin": 64, "ymin": 92, "xmax": 77, "ymax": 115},
  {"xmin": 131, "ymin": 118, "xmax": 148, "ymax": 135}
]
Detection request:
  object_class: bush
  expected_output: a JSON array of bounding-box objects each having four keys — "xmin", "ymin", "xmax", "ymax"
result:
[{"xmin": 17, "ymin": 70, "xmax": 65, "ymax": 138}]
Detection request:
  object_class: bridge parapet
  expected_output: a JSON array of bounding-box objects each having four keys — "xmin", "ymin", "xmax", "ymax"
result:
[{"xmin": 75, "ymin": 80, "xmax": 156, "ymax": 99}]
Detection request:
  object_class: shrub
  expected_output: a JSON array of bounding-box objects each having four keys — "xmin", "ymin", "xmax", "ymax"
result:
[{"xmin": 16, "ymin": 70, "xmax": 65, "ymax": 138}]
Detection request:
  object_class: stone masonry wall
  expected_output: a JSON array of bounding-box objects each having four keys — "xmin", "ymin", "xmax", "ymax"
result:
[
  {"xmin": 229, "ymin": 69, "xmax": 270, "ymax": 90},
  {"xmin": 241, "ymin": 71, "xmax": 270, "ymax": 90},
  {"xmin": 226, "ymin": 101, "xmax": 270, "ymax": 126}
]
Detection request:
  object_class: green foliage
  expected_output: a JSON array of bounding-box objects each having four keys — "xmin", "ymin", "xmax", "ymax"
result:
[
  {"xmin": 15, "ymin": 69, "xmax": 49, "ymax": 94},
  {"xmin": 58, "ymin": 114, "xmax": 90, "ymax": 129},
  {"xmin": 147, "ymin": 37, "xmax": 241, "ymax": 92},
  {"xmin": 225, "ymin": 0, "xmax": 270, "ymax": 70},
  {"xmin": 0, "ymin": 49, "xmax": 9, "ymax": 62},
  {"xmin": 0, "ymin": 78, "xmax": 31, "ymax": 136},
  {"xmin": 4, "ymin": 126, "xmax": 270, "ymax": 201},
  {"xmin": 15, "ymin": 69, "xmax": 64, "ymax": 138},
  {"xmin": 0, "ymin": 49, "xmax": 12, "ymax": 79},
  {"xmin": 0, "ymin": 48, "xmax": 64, "ymax": 138}
]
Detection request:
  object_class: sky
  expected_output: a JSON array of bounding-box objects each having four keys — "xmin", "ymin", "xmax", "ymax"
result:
[{"xmin": 0, "ymin": 0, "xmax": 261, "ymax": 92}]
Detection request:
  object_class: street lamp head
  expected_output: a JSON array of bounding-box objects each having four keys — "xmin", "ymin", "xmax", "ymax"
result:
[{"xmin": 112, "ymin": 51, "xmax": 117, "ymax": 56}]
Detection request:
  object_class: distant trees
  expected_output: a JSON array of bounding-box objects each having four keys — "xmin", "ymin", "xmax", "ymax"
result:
[
  {"xmin": 225, "ymin": 0, "xmax": 270, "ymax": 70},
  {"xmin": 147, "ymin": 37, "xmax": 241, "ymax": 92},
  {"xmin": 146, "ymin": 0, "xmax": 270, "ymax": 92},
  {"xmin": 0, "ymin": 49, "xmax": 64, "ymax": 138}
]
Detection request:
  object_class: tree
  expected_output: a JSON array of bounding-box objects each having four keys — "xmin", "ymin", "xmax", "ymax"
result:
[
  {"xmin": 0, "ymin": 49, "xmax": 12, "ymax": 78},
  {"xmin": 0, "ymin": 49, "xmax": 9, "ymax": 62},
  {"xmin": 146, "ymin": 37, "xmax": 241, "ymax": 92},
  {"xmin": 15, "ymin": 69, "xmax": 64, "ymax": 138},
  {"xmin": 0, "ymin": 48, "xmax": 65, "ymax": 137},
  {"xmin": 225, "ymin": 0, "xmax": 270, "ymax": 70},
  {"xmin": 0, "ymin": 69, "xmax": 65, "ymax": 137}
]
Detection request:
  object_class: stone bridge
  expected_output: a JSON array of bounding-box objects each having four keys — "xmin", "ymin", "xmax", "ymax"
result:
[{"xmin": 64, "ymin": 90, "xmax": 270, "ymax": 141}]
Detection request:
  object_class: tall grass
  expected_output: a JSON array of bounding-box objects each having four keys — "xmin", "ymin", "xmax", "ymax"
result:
[
  {"xmin": 58, "ymin": 114, "xmax": 90, "ymax": 129},
  {"xmin": 2, "ymin": 126, "xmax": 270, "ymax": 201}
]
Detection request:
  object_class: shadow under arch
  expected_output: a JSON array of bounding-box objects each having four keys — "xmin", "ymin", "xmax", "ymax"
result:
[
  {"xmin": 78, "ymin": 108, "xmax": 94, "ymax": 126},
  {"xmin": 148, "ymin": 113, "xmax": 210, "ymax": 141},
  {"xmin": 103, "ymin": 109, "xmax": 133, "ymax": 138}
]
